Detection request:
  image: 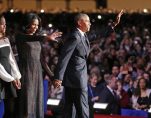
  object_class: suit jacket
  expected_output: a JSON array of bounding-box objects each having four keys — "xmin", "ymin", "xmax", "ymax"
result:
[
  {"xmin": 55, "ymin": 26, "xmax": 114, "ymax": 89},
  {"xmin": 99, "ymin": 86, "xmax": 120, "ymax": 114},
  {"xmin": 55, "ymin": 28, "xmax": 90, "ymax": 89}
]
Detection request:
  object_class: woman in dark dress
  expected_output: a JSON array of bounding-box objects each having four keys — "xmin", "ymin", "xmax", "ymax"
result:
[
  {"xmin": 132, "ymin": 77, "xmax": 151, "ymax": 110},
  {"xmin": 0, "ymin": 15, "xmax": 21, "ymax": 118},
  {"xmin": 15, "ymin": 13, "xmax": 61, "ymax": 118},
  {"xmin": 136, "ymin": 78, "xmax": 151, "ymax": 110}
]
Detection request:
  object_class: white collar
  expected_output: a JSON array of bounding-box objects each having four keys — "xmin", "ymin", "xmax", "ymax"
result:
[
  {"xmin": 77, "ymin": 28, "xmax": 85, "ymax": 36},
  {"xmin": 107, "ymin": 85, "xmax": 114, "ymax": 94}
]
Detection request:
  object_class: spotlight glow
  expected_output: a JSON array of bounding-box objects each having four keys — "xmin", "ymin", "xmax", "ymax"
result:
[
  {"xmin": 40, "ymin": 9, "xmax": 45, "ymax": 13},
  {"xmin": 48, "ymin": 23, "xmax": 53, "ymax": 28},
  {"xmin": 143, "ymin": 9, "xmax": 148, "ymax": 13},
  {"xmin": 10, "ymin": 9, "xmax": 14, "ymax": 13},
  {"xmin": 97, "ymin": 15, "xmax": 102, "ymax": 19}
]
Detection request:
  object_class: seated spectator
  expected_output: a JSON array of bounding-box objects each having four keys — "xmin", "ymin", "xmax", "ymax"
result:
[
  {"xmin": 112, "ymin": 65, "xmax": 120, "ymax": 78},
  {"xmin": 120, "ymin": 37, "xmax": 132, "ymax": 53},
  {"xmin": 97, "ymin": 73, "xmax": 109, "ymax": 90},
  {"xmin": 127, "ymin": 79, "xmax": 137, "ymax": 97},
  {"xmin": 88, "ymin": 73, "xmax": 100, "ymax": 118},
  {"xmin": 116, "ymin": 80, "xmax": 131, "ymax": 108},
  {"xmin": 89, "ymin": 65, "xmax": 101, "ymax": 78},
  {"xmin": 122, "ymin": 74, "xmax": 132, "ymax": 92},
  {"xmin": 88, "ymin": 73, "xmax": 100, "ymax": 103},
  {"xmin": 143, "ymin": 72, "xmax": 151, "ymax": 88},
  {"xmin": 132, "ymin": 77, "xmax": 151, "ymax": 110},
  {"xmin": 99, "ymin": 74, "xmax": 120, "ymax": 115},
  {"xmin": 118, "ymin": 62, "xmax": 133, "ymax": 80}
]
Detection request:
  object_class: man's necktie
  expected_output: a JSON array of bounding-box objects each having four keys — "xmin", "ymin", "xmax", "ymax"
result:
[{"xmin": 84, "ymin": 33, "xmax": 90, "ymax": 49}]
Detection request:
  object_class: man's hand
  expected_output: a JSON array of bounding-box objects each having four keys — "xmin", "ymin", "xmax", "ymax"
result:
[
  {"xmin": 112, "ymin": 9, "xmax": 124, "ymax": 28},
  {"xmin": 53, "ymin": 79, "xmax": 62, "ymax": 88}
]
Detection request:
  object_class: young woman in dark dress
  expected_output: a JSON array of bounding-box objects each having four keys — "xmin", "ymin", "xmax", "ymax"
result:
[
  {"xmin": 136, "ymin": 78, "xmax": 151, "ymax": 110},
  {"xmin": 0, "ymin": 14, "xmax": 21, "ymax": 118},
  {"xmin": 132, "ymin": 77, "xmax": 151, "ymax": 110},
  {"xmin": 15, "ymin": 13, "xmax": 62, "ymax": 118}
]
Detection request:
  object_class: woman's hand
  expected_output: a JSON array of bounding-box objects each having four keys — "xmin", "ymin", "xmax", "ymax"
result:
[
  {"xmin": 12, "ymin": 79, "xmax": 21, "ymax": 90},
  {"xmin": 16, "ymin": 79, "xmax": 21, "ymax": 89},
  {"xmin": 46, "ymin": 31, "xmax": 62, "ymax": 41}
]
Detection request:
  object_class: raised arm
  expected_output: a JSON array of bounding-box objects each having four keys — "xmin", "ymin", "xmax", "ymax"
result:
[
  {"xmin": 16, "ymin": 31, "xmax": 62, "ymax": 42},
  {"xmin": 111, "ymin": 9, "xmax": 124, "ymax": 29},
  {"xmin": 103, "ymin": 9, "xmax": 124, "ymax": 38}
]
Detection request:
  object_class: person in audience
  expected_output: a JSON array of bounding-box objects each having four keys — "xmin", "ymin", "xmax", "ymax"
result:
[
  {"xmin": 122, "ymin": 74, "xmax": 132, "ymax": 92},
  {"xmin": 0, "ymin": 14, "xmax": 21, "ymax": 118},
  {"xmin": 127, "ymin": 79, "xmax": 136, "ymax": 98},
  {"xmin": 132, "ymin": 77, "xmax": 151, "ymax": 110},
  {"xmin": 143, "ymin": 72, "xmax": 151, "ymax": 88},
  {"xmin": 88, "ymin": 73, "xmax": 100, "ymax": 118},
  {"xmin": 116, "ymin": 80, "xmax": 131, "ymax": 108},
  {"xmin": 112, "ymin": 65, "xmax": 120, "ymax": 78},
  {"xmin": 99, "ymin": 74, "xmax": 120, "ymax": 114},
  {"xmin": 97, "ymin": 73, "xmax": 109, "ymax": 90}
]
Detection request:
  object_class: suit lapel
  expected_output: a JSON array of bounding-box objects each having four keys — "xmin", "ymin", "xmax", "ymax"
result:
[
  {"xmin": 85, "ymin": 34, "xmax": 90, "ymax": 56},
  {"xmin": 76, "ymin": 30, "xmax": 88, "ymax": 56},
  {"xmin": 106, "ymin": 87, "xmax": 118, "ymax": 101},
  {"xmin": 82, "ymin": 35, "xmax": 90, "ymax": 57},
  {"xmin": 85, "ymin": 34, "xmax": 90, "ymax": 50},
  {"xmin": 81, "ymin": 36, "xmax": 88, "ymax": 52}
]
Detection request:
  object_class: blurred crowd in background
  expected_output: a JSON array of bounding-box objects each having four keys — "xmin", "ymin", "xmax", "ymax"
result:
[{"xmin": 3, "ymin": 10, "xmax": 151, "ymax": 115}]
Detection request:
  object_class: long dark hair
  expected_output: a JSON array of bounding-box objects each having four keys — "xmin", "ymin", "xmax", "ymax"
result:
[
  {"xmin": 0, "ymin": 14, "xmax": 5, "ymax": 37},
  {"xmin": 21, "ymin": 13, "xmax": 42, "ymax": 34},
  {"xmin": 137, "ymin": 78, "xmax": 148, "ymax": 89},
  {"xmin": 134, "ymin": 78, "xmax": 148, "ymax": 96}
]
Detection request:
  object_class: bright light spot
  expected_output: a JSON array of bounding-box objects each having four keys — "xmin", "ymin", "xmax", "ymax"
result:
[
  {"xmin": 47, "ymin": 99, "xmax": 60, "ymax": 106},
  {"xmin": 93, "ymin": 103, "xmax": 108, "ymax": 109},
  {"xmin": 48, "ymin": 23, "xmax": 53, "ymax": 28},
  {"xmin": 148, "ymin": 108, "xmax": 151, "ymax": 113},
  {"xmin": 143, "ymin": 9, "xmax": 148, "ymax": 13},
  {"xmin": 10, "ymin": 9, "xmax": 14, "ymax": 13},
  {"xmin": 42, "ymin": 33, "xmax": 47, "ymax": 36},
  {"xmin": 40, "ymin": 9, "xmax": 45, "ymax": 13},
  {"xmin": 97, "ymin": 15, "xmax": 102, "ymax": 19}
]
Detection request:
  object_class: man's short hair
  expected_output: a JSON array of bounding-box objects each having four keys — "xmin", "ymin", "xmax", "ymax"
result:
[
  {"xmin": 74, "ymin": 13, "xmax": 88, "ymax": 25},
  {"xmin": 104, "ymin": 74, "xmax": 115, "ymax": 85}
]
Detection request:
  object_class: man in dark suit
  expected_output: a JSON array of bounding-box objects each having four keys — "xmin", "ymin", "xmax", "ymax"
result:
[
  {"xmin": 54, "ymin": 13, "xmax": 91, "ymax": 118},
  {"xmin": 54, "ymin": 11, "xmax": 124, "ymax": 118},
  {"xmin": 99, "ymin": 74, "xmax": 120, "ymax": 114}
]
